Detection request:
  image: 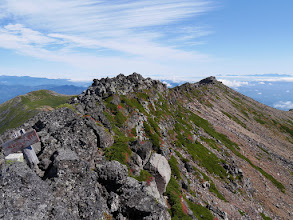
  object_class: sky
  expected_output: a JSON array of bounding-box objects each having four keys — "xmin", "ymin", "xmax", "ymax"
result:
[{"xmin": 0, "ymin": 0, "xmax": 293, "ymax": 82}]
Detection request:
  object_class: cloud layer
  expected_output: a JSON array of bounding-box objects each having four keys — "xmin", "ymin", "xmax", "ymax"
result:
[
  {"xmin": 218, "ymin": 79, "xmax": 249, "ymax": 88},
  {"xmin": 273, "ymin": 101, "xmax": 293, "ymax": 110}
]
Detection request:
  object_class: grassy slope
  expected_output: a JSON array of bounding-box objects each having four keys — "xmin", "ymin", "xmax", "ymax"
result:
[
  {"xmin": 101, "ymin": 80, "xmax": 292, "ymax": 219},
  {"xmin": 0, "ymin": 90, "xmax": 72, "ymax": 134}
]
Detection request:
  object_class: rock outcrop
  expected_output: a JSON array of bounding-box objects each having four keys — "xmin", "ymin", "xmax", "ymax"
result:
[{"xmin": 1, "ymin": 73, "xmax": 292, "ymax": 220}]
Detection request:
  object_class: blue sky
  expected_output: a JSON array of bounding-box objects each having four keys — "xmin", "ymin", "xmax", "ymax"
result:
[{"xmin": 0, "ymin": 0, "xmax": 293, "ymax": 82}]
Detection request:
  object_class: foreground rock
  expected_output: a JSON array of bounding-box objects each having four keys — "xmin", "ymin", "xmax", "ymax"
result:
[{"xmin": 0, "ymin": 106, "xmax": 171, "ymax": 219}]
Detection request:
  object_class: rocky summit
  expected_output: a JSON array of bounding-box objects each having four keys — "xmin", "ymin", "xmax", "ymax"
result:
[{"xmin": 0, "ymin": 73, "xmax": 293, "ymax": 220}]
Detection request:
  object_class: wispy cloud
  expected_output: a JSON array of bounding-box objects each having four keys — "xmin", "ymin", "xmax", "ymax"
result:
[
  {"xmin": 273, "ymin": 101, "xmax": 293, "ymax": 110},
  {"xmin": 0, "ymin": 0, "xmax": 213, "ymax": 79}
]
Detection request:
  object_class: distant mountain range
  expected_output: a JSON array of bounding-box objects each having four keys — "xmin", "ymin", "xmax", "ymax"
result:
[{"xmin": 0, "ymin": 75, "xmax": 90, "ymax": 104}]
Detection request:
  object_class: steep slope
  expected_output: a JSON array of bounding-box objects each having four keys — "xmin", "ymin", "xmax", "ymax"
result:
[
  {"xmin": 0, "ymin": 73, "xmax": 292, "ymax": 220},
  {"xmin": 0, "ymin": 90, "xmax": 73, "ymax": 134}
]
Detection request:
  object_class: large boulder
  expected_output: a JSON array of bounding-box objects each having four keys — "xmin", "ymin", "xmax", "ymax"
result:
[
  {"xmin": 96, "ymin": 161, "xmax": 171, "ymax": 220},
  {"xmin": 144, "ymin": 153, "xmax": 171, "ymax": 194}
]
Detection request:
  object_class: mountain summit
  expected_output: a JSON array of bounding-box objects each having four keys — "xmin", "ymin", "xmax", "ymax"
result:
[{"xmin": 1, "ymin": 73, "xmax": 292, "ymax": 219}]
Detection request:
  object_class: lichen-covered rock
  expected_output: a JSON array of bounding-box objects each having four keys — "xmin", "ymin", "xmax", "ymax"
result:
[
  {"xmin": 0, "ymin": 162, "xmax": 55, "ymax": 220},
  {"xmin": 0, "ymin": 161, "xmax": 109, "ymax": 220}
]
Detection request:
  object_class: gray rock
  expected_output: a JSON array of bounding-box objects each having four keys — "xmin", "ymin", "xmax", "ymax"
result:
[
  {"xmin": 131, "ymin": 140, "xmax": 152, "ymax": 166},
  {"xmin": 108, "ymin": 192, "xmax": 121, "ymax": 213},
  {"xmin": 207, "ymin": 204, "xmax": 228, "ymax": 220},
  {"xmin": 199, "ymin": 76, "xmax": 217, "ymax": 85},
  {"xmin": 144, "ymin": 153, "xmax": 171, "ymax": 194},
  {"xmin": 129, "ymin": 152, "xmax": 143, "ymax": 176},
  {"xmin": 96, "ymin": 160, "xmax": 128, "ymax": 191},
  {"xmin": 185, "ymin": 162, "xmax": 194, "ymax": 173},
  {"xmin": 202, "ymin": 181, "xmax": 210, "ymax": 189}
]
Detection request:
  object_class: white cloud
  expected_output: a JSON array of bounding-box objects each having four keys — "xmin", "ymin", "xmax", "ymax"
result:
[
  {"xmin": 2, "ymin": 0, "xmax": 212, "ymax": 32},
  {"xmin": 218, "ymin": 79, "xmax": 248, "ymax": 88},
  {"xmin": 259, "ymin": 81, "xmax": 265, "ymax": 84},
  {"xmin": 258, "ymin": 92, "xmax": 262, "ymax": 95},
  {"xmin": 161, "ymin": 81, "xmax": 172, "ymax": 88},
  {"xmin": 259, "ymin": 77, "xmax": 293, "ymax": 82},
  {"xmin": 0, "ymin": 0, "xmax": 214, "ymax": 79},
  {"xmin": 273, "ymin": 101, "xmax": 293, "ymax": 110},
  {"xmin": 217, "ymin": 74, "xmax": 293, "ymax": 83},
  {"xmin": 286, "ymin": 90, "xmax": 290, "ymax": 93}
]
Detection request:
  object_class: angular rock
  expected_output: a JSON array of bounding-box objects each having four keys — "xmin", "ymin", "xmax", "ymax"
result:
[
  {"xmin": 130, "ymin": 140, "xmax": 152, "ymax": 166},
  {"xmin": 129, "ymin": 152, "xmax": 143, "ymax": 176}
]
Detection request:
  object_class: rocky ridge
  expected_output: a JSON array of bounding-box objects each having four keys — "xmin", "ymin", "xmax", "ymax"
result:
[{"xmin": 1, "ymin": 73, "xmax": 293, "ymax": 220}]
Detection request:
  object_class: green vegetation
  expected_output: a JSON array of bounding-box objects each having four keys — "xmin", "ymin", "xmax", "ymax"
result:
[
  {"xmin": 165, "ymin": 177, "xmax": 192, "ymax": 220},
  {"xmin": 200, "ymin": 136, "xmax": 221, "ymax": 151},
  {"xmin": 169, "ymin": 156, "xmax": 181, "ymax": 180},
  {"xmin": 225, "ymin": 143, "xmax": 285, "ymax": 192},
  {"xmin": 57, "ymin": 103, "xmax": 76, "ymax": 112},
  {"xmin": 260, "ymin": 212, "xmax": 272, "ymax": 220},
  {"xmin": 174, "ymin": 150, "xmax": 190, "ymax": 164},
  {"xmin": 144, "ymin": 122, "xmax": 160, "ymax": 151},
  {"xmin": 133, "ymin": 169, "xmax": 152, "ymax": 182},
  {"xmin": 114, "ymin": 111, "xmax": 126, "ymax": 127},
  {"xmin": 280, "ymin": 124, "xmax": 293, "ymax": 137},
  {"xmin": 222, "ymin": 111, "xmax": 247, "ymax": 128},
  {"xmin": 148, "ymin": 117, "xmax": 160, "ymax": 134},
  {"xmin": 157, "ymin": 96, "xmax": 171, "ymax": 114},
  {"xmin": 189, "ymin": 112, "xmax": 285, "ymax": 192},
  {"xmin": 104, "ymin": 136, "xmax": 132, "ymax": 165},
  {"xmin": 238, "ymin": 209, "xmax": 245, "ymax": 216},
  {"xmin": 186, "ymin": 200, "xmax": 214, "ymax": 220},
  {"xmin": 172, "ymin": 110, "xmax": 229, "ymax": 180},
  {"xmin": 131, "ymin": 127, "xmax": 137, "ymax": 136},
  {"xmin": 193, "ymin": 167, "xmax": 227, "ymax": 201},
  {"xmin": 185, "ymin": 141, "xmax": 227, "ymax": 179},
  {"xmin": 0, "ymin": 90, "xmax": 72, "ymax": 134},
  {"xmin": 189, "ymin": 112, "xmax": 239, "ymax": 151},
  {"xmin": 254, "ymin": 116, "xmax": 266, "ymax": 125},
  {"xmin": 21, "ymin": 90, "xmax": 71, "ymax": 109},
  {"xmin": 103, "ymin": 95, "xmax": 127, "ymax": 128},
  {"xmin": 209, "ymin": 182, "xmax": 227, "ymax": 201},
  {"xmin": 137, "ymin": 92, "xmax": 149, "ymax": 100},
  {"xmin": 120, "ymin": 95, "xmax": 147, "ymax": 114},
  {"xmin": 5, "ymin": 159, "xmax": 17, "ymax": 165}
]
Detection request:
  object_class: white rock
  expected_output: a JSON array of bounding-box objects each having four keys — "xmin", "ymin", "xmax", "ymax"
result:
[
  {"xmin": 145, "ymin": 153, "xmax": 171, "ymax": 194},
  {"xmin": 5, "ymin": 153, "xmax": 24, "ymax": 162}
]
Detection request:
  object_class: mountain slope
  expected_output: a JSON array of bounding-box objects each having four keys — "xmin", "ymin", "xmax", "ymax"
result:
[
  {"xmin": 0, "ymin": 90, "xmax": 73, "ymax": 134},
  {"xmin": 0, "ymin": 73, "xmax": 292, "ymax": 220}
]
